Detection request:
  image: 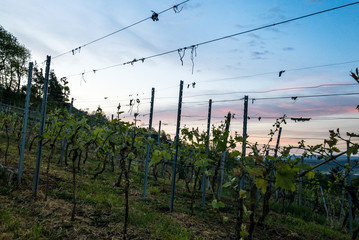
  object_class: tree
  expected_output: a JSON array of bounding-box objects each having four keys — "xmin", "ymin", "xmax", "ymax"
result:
[
  {"xmin": 0, "ymin": 25, "xmax": 30, "ymax": 93},
  {"xmin": 29, "ymin": 64, "xmax": 70, "ymax": 109},
  {"xmin": 1, "ymin": 26, "xmax": 69, "ymax": 108},
  {"xmin": 48, "ymin": 71, "xmax": 70, "ymax": 107}
]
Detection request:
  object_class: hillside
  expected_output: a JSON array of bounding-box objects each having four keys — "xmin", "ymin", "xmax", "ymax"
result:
[{"xmin": 0, "ymin": 131, "xmax": 353, "ymax": 240}]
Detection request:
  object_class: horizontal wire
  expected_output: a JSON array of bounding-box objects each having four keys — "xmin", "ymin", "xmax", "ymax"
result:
[
  {"xmin": 151, "ymin": 82, "xmax": 358, "ymax": 100},
  {"xmin": 194, "ymin": 2, "xmax": 359, "ymax": 47},
  {"xmin": 252, "ymin": 92, "xmax": 359, "ymax": 101},
  {"xmin": 154, "ymin": 59, "xmax": 359, "ymax": 95},
  {"xmin": 248, "ymin": 135, "xmax": 326, "ymax": 140},
  {"xmin": 182, "ymin": 83, "xmax": 358, "ymax": 98},
  {"xmin": 62, "ymin": 2, "xmax": 359, "ymax": 78},
  {"xmin": 52, "ymin": 0, "xmax": 190, "ymax": 59},
  {"xmin": 230, "ymin": 116, "xmax": 359, "ymax": 121},
  {"xmin": 85, "ymin": 91, "xmax": 359, "ymax": 116},
  {"xmin": 197, "ymin": 60, "xmax": 359, "ymax": 83},
  {"xmin": 71, "ymin": 73, "xmax": 359, "ymax": 104},
  {"xmin": 181, "ymin": 92, "xmax": 359, "ymax": 104}
]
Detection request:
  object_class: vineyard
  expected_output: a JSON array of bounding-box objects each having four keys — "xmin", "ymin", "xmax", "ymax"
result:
[
  {"xmin": 1, "ymin": 1, "xmax": 359, "ymax": 240},
  {"xmin": 0, "ymin": 74, "xmax": 359, "ymax": 239}
]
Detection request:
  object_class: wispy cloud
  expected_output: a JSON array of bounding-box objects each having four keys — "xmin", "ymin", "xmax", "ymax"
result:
[
  {"xmin": 283, "ymin": 47, "xmax": 294, "ymax": 51},
  {"xmin": 234, "ymin": 24, "xmax": 245, "ymax": 29},
  {"xmin": 260, "ymin": 6, "xmax": 287, "ymax": 21},
  {"xmin": 248, "ymin": 33, "xmax": 261, "ymax": 39},
  {"xmin": 306, "ymin": 0, "xmax": 324, "ymax": 4},
  {"xmin": 183, "ymin": 2, "xmax": 203, "ymax": 10},
  {"xmin": 251, "ymin": 50, "xmax": 269, "ymax": 60}
]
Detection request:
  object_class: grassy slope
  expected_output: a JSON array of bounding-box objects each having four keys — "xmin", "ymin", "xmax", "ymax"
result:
[{"xmin": 0, "ymin": 137, "xmax": 352, "ymax": 240}]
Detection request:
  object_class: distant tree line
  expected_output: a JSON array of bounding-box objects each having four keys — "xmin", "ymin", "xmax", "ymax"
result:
[{"xmin": 0, "ymin": 25, "xmax": 70, "ymax": 110}]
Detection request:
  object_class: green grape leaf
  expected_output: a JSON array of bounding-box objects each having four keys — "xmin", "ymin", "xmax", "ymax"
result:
[
  {"xmin": 276, "ymin": 166, "xmax": 296, "ymax": 191},
  {"xmin": 163, "ymin": 151, "xmax": 172, "ymax": 161},
  {"xmin": 307, "ymin": 171, "xmax": 315, "ymax": 179},
  {"xmin": 249, "ymin": 167, "xmax": 263, "ymax": 178},
  {"xmin": 230, "ymin": 150, "xmax": 241, "ymax": 158},
  {"xmin": 265, "ymin": 155, "xmax": 277, "ymax": 161},
  {"xmin": 211, "ymin": 199, "xmax": 225, "ymax": 209},
  {"xmin": 151, "ymin": 150, "xmax": 162, "ymax": 164},
  {"xmin": 239, "ymin": 189, "xmax": 247, "ymax": 199},
  {"xmin": 211, "ymin": 200, "xmax": 218, "ymax": 209},
  {"xmin": 347, "ymin": 145, "xmax": 358, "ymax": 157},
  {"xmin": 217, "ymin": 201, "xmax": 225, "ymax": 208},
  {"xmin": 255, "ymin": 178, "xmax": 268, "ymax": 193},
  {"xmin": 332, "ymin": 147, "xmax": 340, "ymax": 153},
  {"xmin": 128, "ymin": 152, "xmax": 135, "ymax": 159}
]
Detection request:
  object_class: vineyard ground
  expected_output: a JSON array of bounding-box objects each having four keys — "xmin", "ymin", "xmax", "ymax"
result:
[{"xmin": 0, "ymin": 135, "xmax": 352, "ymax": 240}]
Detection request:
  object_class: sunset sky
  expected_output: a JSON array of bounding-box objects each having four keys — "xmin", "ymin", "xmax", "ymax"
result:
[{"xmin": 1, "ymin": 0, "xmax": 359, "ymax": 150}]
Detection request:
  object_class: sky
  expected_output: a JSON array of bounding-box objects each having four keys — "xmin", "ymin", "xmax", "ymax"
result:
[{"xmin": 1, "ymin": 0, "xmax": 359, "ymax": 151}]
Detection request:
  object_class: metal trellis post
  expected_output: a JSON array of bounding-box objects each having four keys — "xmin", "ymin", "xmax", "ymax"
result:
[
  {"xmin": 59, "ymin": 98, "xmax": 73, "ymax": 165},
  {"xmin": 217, "ymin": 112, "xmax": 231, "ymax": 200},
  {"xmin": 320, "ymin": 185, "xmax": 329, "ymax": 219},
  {"xmin": 169, "ymin": 80, "xmax": 183, "ymax": 212},
  {"xmin": 18, "ymin": 62, "xmax": 33, "ymax": 184},
  {"xmin": 298, "ymin": 156, "xmax": 303, "ymax": 205},
  {"xmin": 202, "ymin": 99, "xmax": 212, "ymax": 206},
  {"xmin": 33, "ymin": 55, "xmax": 51, "ymax": 196},
  {"xmin": 157, "ymin": 120, "xmax": 161, "ymax": 144},
  {"xmin": 273, "ymin": 126, "xmax": 282, "ymax": 200},
  {"xmin": 347, "ymin": 141, "xmax": 353, "ymax": 236},
  {"xmin": 143, "ymin": 88, "xmax": 155, "ymax": 197},
  {"xmin": 274, "ymin": 127, "xmax": 282, "ymax": 158},
  {"xmin": 240, "ymin": 96, "xmax": 248, "ymax": 189}
]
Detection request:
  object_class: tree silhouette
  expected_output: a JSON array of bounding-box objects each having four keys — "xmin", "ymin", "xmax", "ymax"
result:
[{"xmin": 0, "ymin": 25, "xmax": 30, "ymax": 92}]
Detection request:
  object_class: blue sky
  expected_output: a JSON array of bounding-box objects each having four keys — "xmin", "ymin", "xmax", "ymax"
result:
[{"xmin": 1, "ymin": 0, "xmax": 359, "ymax": 149}]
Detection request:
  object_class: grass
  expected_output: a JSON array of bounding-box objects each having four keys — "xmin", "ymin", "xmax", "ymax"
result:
[
  {"xmin": 270, "ymin": 199, "xmax": 328, "ymax": 224},
  {"xmin": 129, "ymin": 203, "xmax": 195, "ymax": 239},
  {"xmin": 31, "ymin": 223, "xmax": 43, "ymax": 240},
  {"xmin": 265, "ymin": 213, "xmax": 349, "ymax": 240},
  {"xmin": 0, "ymin": 209, "xmax": 20, "ymax": 233},
  {"xmin": 0, "ymin": 135, "xmax": 354, "ymax": 239},
  {"xmin": 0, "ymin": 207, "xmax": 49, "ymax": 240}
]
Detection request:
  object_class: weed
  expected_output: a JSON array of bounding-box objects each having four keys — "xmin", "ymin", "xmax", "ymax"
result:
[
  {"xmin": 31, "ymin": 223, "xmax": 42, "ymax": 240},
  {"xmin": 149, "ymin": 186, "xmax": 160, "ymax": 195},
  {"xmin": 0, "ymin": 209, "xmax": 19, "ymax": 233}
]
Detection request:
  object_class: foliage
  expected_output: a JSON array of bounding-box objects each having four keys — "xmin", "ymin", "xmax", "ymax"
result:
[
  {"xmin": 0, "ymin": 25, "xmax": 30, "ymax": 92},
  {"xmin": 0, "ymin": 26, "xmax": 70, "ymax": 110},
  {"xmin": 0, "ymin": 66, "xmax": 358, "ymax": 239},
  {"xmin": 0, "ymin": 105, "xmax": 357, "ymax": 239}
]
